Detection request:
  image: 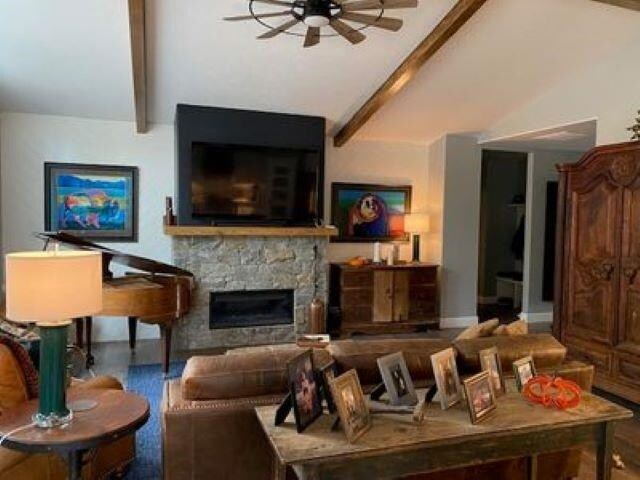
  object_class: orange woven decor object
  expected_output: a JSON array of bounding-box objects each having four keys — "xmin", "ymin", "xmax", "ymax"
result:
[{"xmin": 522, "ymin": 375, "xmax": 581, "ymax": 410}]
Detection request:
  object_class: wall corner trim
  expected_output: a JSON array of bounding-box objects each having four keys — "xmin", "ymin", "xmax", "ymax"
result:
[
  {"xmin": 440, "ymin": 316, "xmax": 479, "ymax": 329},
  {"xmin": 519, "ymin": 311, "xmax": 553, "ymax": 324}
]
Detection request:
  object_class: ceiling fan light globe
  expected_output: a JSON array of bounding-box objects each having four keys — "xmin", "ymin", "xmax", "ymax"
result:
[{"xmin": 304, "ymin": 15, "xmax": 330, "ymax": 27}]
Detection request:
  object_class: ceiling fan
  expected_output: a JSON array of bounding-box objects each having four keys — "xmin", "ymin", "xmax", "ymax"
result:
[{"xmin": 224, "ymin": 0, "xmax": 419, "ymax": 48}]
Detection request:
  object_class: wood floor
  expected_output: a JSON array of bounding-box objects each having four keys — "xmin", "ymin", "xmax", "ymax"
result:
[{"xmin": 76, "ymin": 337, "xmax": 640, "ymax": 480}]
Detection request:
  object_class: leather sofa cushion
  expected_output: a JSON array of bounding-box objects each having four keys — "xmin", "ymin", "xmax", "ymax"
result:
[
  {"xmin": 182, "ymin": 346, "xmax": 331, "ymax": 401},
  {"xmin": 453, "ymin": 334, "xmax": 567, "ymax": 373},
  {"xmin": 327, "ymin": 338, "xmax": 450, "ymax": 386},
  {"xmin": 0, "ymin": 345, "xmax": 28, "ymax": 412}
]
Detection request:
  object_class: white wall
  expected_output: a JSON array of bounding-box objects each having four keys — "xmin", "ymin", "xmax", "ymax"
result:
[
  {"xmin": 0, "ymin": 115, "xmax": 441, "ymax": 339},
  {"xmin": 0, "ymin": 112, "xmax": 175, "ymax": 341},
  {"xmin": 324, "ymin": 139, "xmax": 429, "ymax": 263},
  {"xmin": 439, "ymin": 135, "xmax": 482, "ymax": 327},
  {"xmin": 483, "ymin": 29, "xmax": 640, "ymax": 147},
  {"xmin": 522, "ymin": 149, "xmax": 584, "ymax": 321}
]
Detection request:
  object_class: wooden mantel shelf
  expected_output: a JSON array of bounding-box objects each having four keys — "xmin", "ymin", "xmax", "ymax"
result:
[{"xmin": 163, "ymin": 225, "xmax": 338, "ymax": 238}]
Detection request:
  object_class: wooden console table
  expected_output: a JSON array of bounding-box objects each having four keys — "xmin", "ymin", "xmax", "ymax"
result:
[
  {"xmin": 256, "ymin": 391, "xmax": 631, "ymax": 480},
  {"xmin": 329, "ymin": 263, "xmax": 439, "ymax": 336}
]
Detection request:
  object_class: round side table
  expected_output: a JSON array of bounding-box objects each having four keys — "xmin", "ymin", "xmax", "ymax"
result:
[{"xmin": 0, "ymin": 389, "xmax": 149, "ymax": 480}]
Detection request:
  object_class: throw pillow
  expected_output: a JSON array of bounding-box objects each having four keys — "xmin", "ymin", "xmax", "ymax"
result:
[{"xmin": 454, "ymin": 318, "xmax": 499, "ymax": 341}]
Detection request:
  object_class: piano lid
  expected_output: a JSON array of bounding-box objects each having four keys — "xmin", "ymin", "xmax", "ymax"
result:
[{"xmin": 36, "ymin": 232, "xmax": 194, "ymax": 278}]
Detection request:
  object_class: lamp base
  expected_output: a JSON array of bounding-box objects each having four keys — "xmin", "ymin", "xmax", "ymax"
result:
[{"xmin": 32, "ymin": 410, "xmax": 73, "ymax": 429}]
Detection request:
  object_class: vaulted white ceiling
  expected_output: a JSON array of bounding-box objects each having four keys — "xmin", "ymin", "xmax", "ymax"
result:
[{"xmin": 1, "ymin": 0, "xmax": 639, "ymax": 144}]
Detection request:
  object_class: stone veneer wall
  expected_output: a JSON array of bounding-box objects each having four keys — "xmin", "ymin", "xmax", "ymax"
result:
[{"xmin": 173, "ymin": 236, "xmax": 328, "ymax": 350}]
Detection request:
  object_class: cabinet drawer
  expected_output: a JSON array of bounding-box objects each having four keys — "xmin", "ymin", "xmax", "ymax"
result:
[
  {"xmin": 566, "ymin": 339, "xmax": 612, "ymax": 375},
  {"xmin": 341, "ymin": 306, "xmax": 372, "ymax": 325},
  {"xmin": 615, "ymin": 353, "xmax": 640, "ymax": 387},
  {"xmin": 341, "ymin": 288, "xmax": 373, "ymax": 306},
  {"xmin": 409, "ymin": 286, "xmax": 437, "ymax": 303},
  {"xmin": 342, "ymin": 271, "xmax": 373, "ymax": 288},
  {"xmin": 410, "ymin": 268, "xmax": 437, "ymax": 285}
]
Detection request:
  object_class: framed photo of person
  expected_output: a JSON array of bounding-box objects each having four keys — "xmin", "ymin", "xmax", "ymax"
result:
[
  {"xmin": 430, "ymin": 347, "xmax": 463, "ymax": 410},
  {"xmin": 377, "ymin": 352, "xmax": 418, "ymax": 406},
  {"xmin": 331, "ymin": 183, "xmax": 412, "ymax": 242},
  {"xmin": 329, "ymin": 369, "xmax": 371, "ymax": 443},
  {"xmin": 287, "ymin": 350, "xmax": 323, "ymax": 433},
  {"xmin": 319, "ymin": 361, "xmax": 339, "ymax": 413},
  {"xmin": 478, "ymin": 347, "xmax": 505, "ymax": 396},
  {"xmin": 513, "ymin": 356, "xmax": 537, "ymax": 392},
  {"xmin": 44, "ymin": 162, "xmax": 138, "ymax": 242},
  {"xmin": 463, "ymin": 371, "xmax": 497, "ymax": 424}
]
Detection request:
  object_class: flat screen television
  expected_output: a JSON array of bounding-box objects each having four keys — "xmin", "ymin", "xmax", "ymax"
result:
[{"xmin": 191, "ymin": 142, "xmax": 321, "ymax": 225}]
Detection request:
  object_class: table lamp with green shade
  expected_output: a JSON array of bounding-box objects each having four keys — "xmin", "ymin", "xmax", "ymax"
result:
[
  {"xmin": 5, "ymin": 250, "xmax": 102, "ymax": 428},
  {"xmin": 404, "ymin": 213, "xmax": 430, "ymax": 263}
]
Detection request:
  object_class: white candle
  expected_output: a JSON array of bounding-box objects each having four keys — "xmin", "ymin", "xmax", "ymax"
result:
[{"xmin": 373, "ymin": 242, "xmax": 381, "ymax": 263}]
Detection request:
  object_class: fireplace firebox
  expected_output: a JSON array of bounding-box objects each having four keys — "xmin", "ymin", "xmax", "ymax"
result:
[{"xmin": 210, "ymin": 289, "xmax": 294, "ymax": 329}]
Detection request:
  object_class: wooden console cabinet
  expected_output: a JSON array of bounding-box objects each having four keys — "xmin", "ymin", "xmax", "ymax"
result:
[
  {"xmin": 554, "ymin": 141, "xmax": 640, "ymax": 404},
  {"xmin": 329, "ymin": 263, "xmax": 439, "ymax": 336}
]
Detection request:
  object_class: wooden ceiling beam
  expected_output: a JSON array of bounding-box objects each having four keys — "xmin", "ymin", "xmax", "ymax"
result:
[
  {"xmin": 333, "ymin": 0, "xmax": 487, "ymax": 147},
  {"xmin": 128, "ymin": 0, "xmax": 147, "ymax": 133},
  {"xmin": 590, "ymin": 0, "xmax": 640, "ymax": 11}
]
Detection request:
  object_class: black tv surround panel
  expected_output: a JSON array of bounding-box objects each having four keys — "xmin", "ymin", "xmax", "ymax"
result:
[{"xmin": 175, "ymin": 104, "xmax": 326, "ymax": 226}]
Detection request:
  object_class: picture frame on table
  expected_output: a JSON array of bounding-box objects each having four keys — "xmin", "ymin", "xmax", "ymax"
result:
[
  {"xmin": 463, "ymin": 371, "xmax": 497, "ymax": 424},
  {"xmin": 331, "ymin": 182, "xmax": 411, "ymax": 243},
  {"xmin": 319, "ymin": 361, "xmax": 339, "ymax": 413},
  {"xmin": 478, "ymin": 347, "xmax": 505, "ymax": 396},
  {"xmin": 513, "ymin": 356, "xmax": 537, "ymax": 392},
  {"xmin": 430, "ymin": 347, "xmax": 463, "ymax": 410},
  {"xmin": 287, "ymin": 350, "xmax": 323, "ymax": 433},
  {"xmin": 44, "ymin": 162, "xmax": 138, "ymax": 242},
  {"xmin": 329, "ymin": 369, "xmax": 371, "ymax": 443},
  {"xmin": 377, "ymin": 352, "xmax": 418, "ymax": 406}
]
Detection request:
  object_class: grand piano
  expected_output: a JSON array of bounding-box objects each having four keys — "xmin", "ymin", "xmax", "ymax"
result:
[{"xmin": 37, "ymin": 232, "xmax": 194, "ymax": 374}]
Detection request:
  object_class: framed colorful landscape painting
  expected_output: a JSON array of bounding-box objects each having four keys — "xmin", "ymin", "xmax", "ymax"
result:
[
  {"xmin": 45, "ymin": 163, "xmax": 138, "ymax": 242},
  {"xmin": 331, "ymin": 183, "xmax": 411, "ymax": 242}
]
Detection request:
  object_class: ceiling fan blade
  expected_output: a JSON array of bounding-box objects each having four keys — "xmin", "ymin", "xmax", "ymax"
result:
[
  {"xmin": 342, "ymin": 0, "xmax": 418, "ymax": 12},
  {"xmin": 303, "ymin": 27, "xmax": 321, "ymax": 48},
  {"xmin": 224, "ymin": 11, "xmax": 292, "ymax": 21},
  {"xmin": 257, "ymin": 18, "xmax": 300, "ymax": 39},
  {"xmin": 252, "ymin": 0, "xmax": 294, "ymax": 6},
  {"xmin": 329, "ymin": 18, "xmax": 366, "ymax": 44},
  {"xmin": 339, "ymin": 12, "xmax": 403, "ymax": 31}
]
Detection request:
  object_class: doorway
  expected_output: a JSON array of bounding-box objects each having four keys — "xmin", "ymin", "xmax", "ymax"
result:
[{"xmin": 477, "ymin": 150, "xmax": 528, "ymax": 323}]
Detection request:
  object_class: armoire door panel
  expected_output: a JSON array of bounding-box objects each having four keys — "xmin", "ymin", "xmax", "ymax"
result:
[
  {"xmin": 565, "ymin": 179, "xmax": 621, "ymax": 345},
  {"xmin": 565, "ymin": 338, "xmax": 612, "ymax": 376},
  {"xmin": 618, "ymin": 178, "xmax": 640, "ymax": 351},
  {"xmin": 615, "ymin": 352, "xmax": 640, "ymax": 387},
  {"xmin": 373, "ymin": 270, "xmax": 394, "ymax": 323}
]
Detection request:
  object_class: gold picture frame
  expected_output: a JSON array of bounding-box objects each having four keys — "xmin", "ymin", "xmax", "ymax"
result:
[
  {"xmin": 479, "ymin": 347, "xmax": 505, "ymax": 396},
  {"xmin": 329, "ymin": 369, "xmax": 371, "ymax": 443},
  {"xmin": 513, "ymin": 355, "xmax": 537, "ymax": 392},
  {"xmin": 430, "ymin": 347, "xmax": 463, "ymax": 410},
  {"xmin": 463, "ymin": 371, "xmax": 497, "ymax": 424}
]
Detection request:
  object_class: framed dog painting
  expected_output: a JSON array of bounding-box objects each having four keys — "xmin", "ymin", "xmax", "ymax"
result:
[{"xmin": 331, "ymin": 183, "xmax": 411, "ymax": 242}]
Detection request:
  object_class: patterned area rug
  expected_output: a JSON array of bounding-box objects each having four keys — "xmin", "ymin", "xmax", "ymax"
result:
[{"xmin": 126, "ymin": 362, "xmax": 185, "ymax": 480}]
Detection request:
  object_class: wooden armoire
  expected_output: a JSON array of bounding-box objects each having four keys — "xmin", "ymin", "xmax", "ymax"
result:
[{"xmin": 554, "ymin": 140, "xmax": 640, "ymax": 403}]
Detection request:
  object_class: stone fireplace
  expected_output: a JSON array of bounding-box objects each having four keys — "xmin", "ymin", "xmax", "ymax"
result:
[{"xmin": 172, "ymin": 234, "xmax": 329, "ymax": 350}]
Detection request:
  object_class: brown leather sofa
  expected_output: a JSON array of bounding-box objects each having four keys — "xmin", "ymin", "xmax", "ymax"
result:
[
  {"xmin": 162, "ymin": 334, "xmax": 594, "ymax": 480},
  {"xmin": 0, "ymin": 342, "xmax": 136, "ymax": 480}
]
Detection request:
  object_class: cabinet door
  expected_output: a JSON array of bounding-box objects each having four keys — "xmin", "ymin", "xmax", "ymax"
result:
[
  {"xmin": 392, "ymin": 271, "xmax": 409, "ymax": 322},
  {"xmin": 373, "ymin": 270, "xmax": 394, "ymax": 323},
  {"xmin": 618, "ymin": 156, "xmax": 640, "ymax": 356},
  {"xmin": 564, "ymin": 173, "xmax": 621, "ymax": 346}
]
